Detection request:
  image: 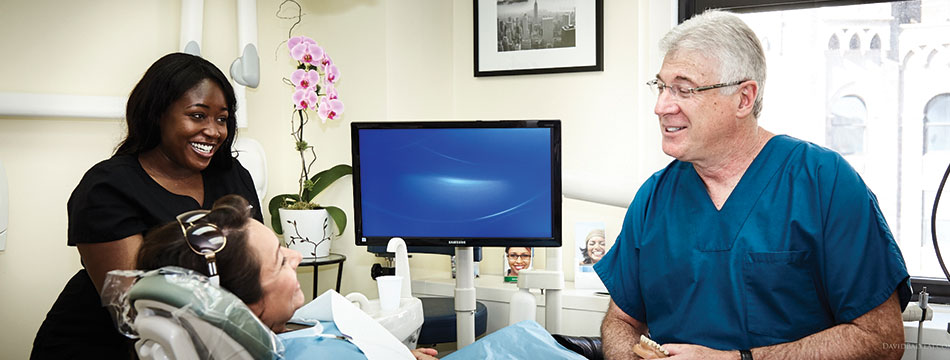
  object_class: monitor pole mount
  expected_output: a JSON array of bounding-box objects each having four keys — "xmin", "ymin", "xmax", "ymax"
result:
[{"xmin": 455, "ymin": 247, "xmax": 477, "ymax": 348}]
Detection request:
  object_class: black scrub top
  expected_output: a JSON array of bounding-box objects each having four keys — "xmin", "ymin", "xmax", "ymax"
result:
[{"xmin": 31, "ymin": 154, "xmax": 262, "ymax": 359}]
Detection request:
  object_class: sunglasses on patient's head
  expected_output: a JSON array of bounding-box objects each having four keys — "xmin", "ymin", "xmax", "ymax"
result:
[{"xmin": 177, "ymin": 209, "xmax": 227, "ymax": 286}]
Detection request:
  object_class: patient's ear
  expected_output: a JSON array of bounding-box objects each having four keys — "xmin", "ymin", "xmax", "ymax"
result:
[
  {"xmin": 248, "ymin": 299, "xmax": 288, "ymax": 333},
  {"xmin": 247, "ymin": 301, "xmax": 267, "ymax": 326}
]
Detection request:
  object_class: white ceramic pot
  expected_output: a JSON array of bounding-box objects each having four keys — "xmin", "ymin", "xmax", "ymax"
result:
[{"xmin": 277, "ymin": 208, "xmax": 333, "ymax": 258}]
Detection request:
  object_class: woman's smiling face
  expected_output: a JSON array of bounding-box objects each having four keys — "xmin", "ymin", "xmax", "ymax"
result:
[
  {"xmin": 157, "ymin": 78, "xmax": 229, "ymax": 172},
  {"xmin": 245, "ymin": 220, "xmax": 305, "ymax": 332},
  {"xmin": 507, "ymin": 247, "xmax": 531, "ymax": 276},
  {"xmin": 586, "ymin": 236, "xmax": 606, "ymax": 263}
]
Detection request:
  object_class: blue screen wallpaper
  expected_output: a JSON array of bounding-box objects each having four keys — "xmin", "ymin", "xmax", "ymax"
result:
[{"xmin": 357, "ymin": 128, "xmax": 553, "ymax": 238}]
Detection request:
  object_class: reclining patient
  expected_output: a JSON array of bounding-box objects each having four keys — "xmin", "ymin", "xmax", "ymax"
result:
[
  {"xmin": 133, "ymin": 194, "xmax": 584, "ymax": 359},
  {"xmin": 135, "ymin": 194, "xmax": 438, "ymax": 360}
]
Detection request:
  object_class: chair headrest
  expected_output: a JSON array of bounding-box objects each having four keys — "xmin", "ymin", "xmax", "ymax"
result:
[{"xmin": 104, "ymin": 266, "xmax": 284, "ymax": 359}]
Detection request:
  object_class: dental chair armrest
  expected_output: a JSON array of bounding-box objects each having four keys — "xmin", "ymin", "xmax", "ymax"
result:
[{"xmin": 551, "ymin": 334, "xmax": 603, "ymax": 360}]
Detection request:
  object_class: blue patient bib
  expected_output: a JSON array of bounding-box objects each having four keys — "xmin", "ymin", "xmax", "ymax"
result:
[{"xmin": 280, "ymin": 321, "xmax": 365, "ymax": 359}]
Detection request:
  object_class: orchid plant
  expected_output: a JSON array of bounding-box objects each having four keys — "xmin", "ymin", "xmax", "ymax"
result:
[{"xmin": 268, "ymin": 35, "xmax": 352, "ymax": 236}]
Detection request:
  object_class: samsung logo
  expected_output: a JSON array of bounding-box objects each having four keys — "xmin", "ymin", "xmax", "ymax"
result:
[{"xmin": 447, "ymin": 240, "xmax": 467, "ymax": 245}]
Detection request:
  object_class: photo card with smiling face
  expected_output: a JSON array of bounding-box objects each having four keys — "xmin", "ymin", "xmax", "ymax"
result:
[
  {"xmin": 575, "ymin": 221, "xmax": 608, "ymax": 290},
  {"xmin": 503, "ymin": 246, "xmax": 534, "ymax": 282}
]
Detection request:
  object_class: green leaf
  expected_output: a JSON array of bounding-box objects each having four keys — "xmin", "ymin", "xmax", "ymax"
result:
[
  {"xmin": 301, "ymin": 164, "xmax": 353, "ymax": 202},
  {"xmin": 295, "ymin": 140, "xmax": 309, "ymax": 151},
  {"xmin": 324, "ymin": 205, "xmax": 348, "ymax": 235},
  {"xmin": 267, "ymin": 194, "xmax": 300, "ymax": 234}
]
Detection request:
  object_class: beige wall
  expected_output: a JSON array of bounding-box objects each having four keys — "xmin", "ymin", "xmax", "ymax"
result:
[{"xmin": 0, "ymin": 0, "xmax": 672, "ymax": 358}]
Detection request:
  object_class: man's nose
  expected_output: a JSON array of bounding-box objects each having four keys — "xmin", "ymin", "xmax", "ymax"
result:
[{"xmin": 654, "ymin": 90, "xmax": 680, "ymax": 116}]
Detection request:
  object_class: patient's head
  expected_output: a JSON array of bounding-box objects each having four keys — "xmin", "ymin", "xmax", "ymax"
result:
[{"xmin": 137, "ymin": 195, "xmax": 305, "ymax": 332}]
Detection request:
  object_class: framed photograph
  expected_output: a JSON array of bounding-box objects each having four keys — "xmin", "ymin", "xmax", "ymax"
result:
[
  {"xmin": 474, "ymin": 0, "xmax": 604, "ymax": 77},
  {"xmin": 574, "ymin": 222, "xmax": 608, "ymax": 290}
]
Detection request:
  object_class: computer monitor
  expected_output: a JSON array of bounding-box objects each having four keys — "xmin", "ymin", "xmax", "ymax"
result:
[{"xmin": 351, "ymin": 120, "xmax": 561, "ymax": 248}]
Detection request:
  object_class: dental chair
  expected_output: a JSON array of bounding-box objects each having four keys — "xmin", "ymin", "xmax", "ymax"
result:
[{"xmin": 104, "ymin": 267, "xmax": 284, "ymax": 360}]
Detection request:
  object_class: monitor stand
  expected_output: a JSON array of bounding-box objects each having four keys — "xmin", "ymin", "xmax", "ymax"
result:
[
  {"xmin": 454, "ymin": 246, "xmax": 477, "ymax": 348},
  {"xmin": 452, "ymin": 246, "xmax": 563, "ymax": 349}
]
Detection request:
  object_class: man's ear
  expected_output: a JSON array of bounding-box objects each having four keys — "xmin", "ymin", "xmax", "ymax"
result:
[{"xmin": 735, "ymin": 80, "xmax": 758, "ymax": 118}]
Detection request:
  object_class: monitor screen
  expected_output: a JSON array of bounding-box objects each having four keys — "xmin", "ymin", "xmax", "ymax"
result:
[{"xmin": 351, "ymin": 120, "xmax": 561, "ymax": 247}]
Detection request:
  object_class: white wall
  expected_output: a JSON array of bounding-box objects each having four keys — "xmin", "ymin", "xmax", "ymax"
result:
[
  {"xmin": 0, "ymin": 1, "xmax": 182, "ymax": 359},
  {"xmin": 0, "ymin": 1, "xmax": 673, "ymax": 358}
]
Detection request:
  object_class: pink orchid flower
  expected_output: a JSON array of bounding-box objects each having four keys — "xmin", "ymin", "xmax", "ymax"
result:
[
  {"xmin": 291, "ymin": 69, "xmax": 320, "ymax": 91},
  {"xmin": 325, "ymin": 84, "xmax": 339, "ymax": 100},
  {"xmin": 317, "ymin": 96, "xmax": 344, "ymax": 122},
  {"xmin": 325, "ymin": 64, "xmax": 340, "ymax": 84},
  {"xmin": 293, "ymin": 89, "xmax": 319, "ymax": 110},
  {"xmin": 292, "ymin": 42, "xmax": 325, "ymax": 66},
  {"xmin": 288, "ymin": 36, "xmax": 316, "ymax": 52}
]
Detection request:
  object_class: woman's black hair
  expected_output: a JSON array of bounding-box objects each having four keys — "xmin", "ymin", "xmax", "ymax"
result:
[
  {"xmin": 505, "ymin": 247, "xmax": 530, "ymax": 254},
  {"xmin": 137, "ymin": 195, "xmax": 262, "ymax": 304},
  {"xmin": 116, "ymin": 52, "xmax": 237, "ymax": 172}
]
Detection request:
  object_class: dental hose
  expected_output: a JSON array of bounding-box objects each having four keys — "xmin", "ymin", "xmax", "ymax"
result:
[
  {"xmin": 931, "ymin": 161, "xmax": 950, "ymax": 283},
  {"xmin": 916, "ymin": 160, "xmax": 949, "ymax": 360}
]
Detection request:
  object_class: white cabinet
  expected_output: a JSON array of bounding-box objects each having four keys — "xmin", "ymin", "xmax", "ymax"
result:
[{"xmin": 411, "ymin": 272, "xmax": 609, "ymax": 337}]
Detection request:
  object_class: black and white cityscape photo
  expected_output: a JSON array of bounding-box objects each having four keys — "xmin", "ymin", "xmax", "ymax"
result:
[{"xmin": 496, "ymin": 0, "xmax": 576, "ymax": 52}]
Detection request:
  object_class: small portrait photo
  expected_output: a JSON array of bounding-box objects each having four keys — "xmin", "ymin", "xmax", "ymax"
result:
[
  {"xmin": 504, "ymin": 246, "xmax": 533, "ymax": 278},
  {"xmin": 579, "ymin": 228, "xmax": 606, "ymax": 266},
  {"xmin": 574, "ymin": 222, "xmax": 608, "ymax": 290}
]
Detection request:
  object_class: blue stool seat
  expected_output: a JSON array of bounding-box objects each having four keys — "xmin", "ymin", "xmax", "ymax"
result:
[{"xmin": 417, "ymin": 297, "xmax": 488, "ymax": 344}]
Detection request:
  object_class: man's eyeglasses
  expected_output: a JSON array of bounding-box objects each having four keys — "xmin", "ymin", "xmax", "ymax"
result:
[
  {"xmin": 507, "ymin": 254, "xmax": 531, "ymax": 261},
  {"xmin": 646, "ymin": 79, "xmax": 748, "ymax": 100},
  {"xmin": 177, "ymin": 209, "xmax": 227, "ymax": 286}
]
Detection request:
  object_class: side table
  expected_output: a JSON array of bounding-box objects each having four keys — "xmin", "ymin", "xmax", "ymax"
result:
[{"xmin": 299, "ymin": 253, "xmax": 346, "ymax": 299}]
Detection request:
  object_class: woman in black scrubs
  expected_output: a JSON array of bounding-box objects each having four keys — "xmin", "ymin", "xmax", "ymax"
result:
[{"xmin": 31, "ymin": 53, "xmax": 263, "ymax": 359}]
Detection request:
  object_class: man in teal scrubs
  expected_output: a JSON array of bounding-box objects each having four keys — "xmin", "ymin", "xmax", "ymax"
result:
[{"xmin": 594, "ymin": 10, "xmax": 911, "ymax": 360}]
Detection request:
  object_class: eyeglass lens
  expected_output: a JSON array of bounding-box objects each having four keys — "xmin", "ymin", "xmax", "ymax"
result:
[
  {"xmin": 187, "ymin": 225, "xmax": 226, "ymax": 252},
  {"xmin": 177, "ymin": 210, "xmax": 226, "ymax": 254},
  {"xmin": 648, "ymin": 80, "xmax": 678, "ymax": 97}
]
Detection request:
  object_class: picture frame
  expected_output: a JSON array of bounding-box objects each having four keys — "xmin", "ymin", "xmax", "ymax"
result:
[
  {"xmin": 474, "ymin": 0, "xmax": 604, "ymax": 77},
  {"xmin": 574, "ymin": 221, "xmax": 608, "ymax": 290}
]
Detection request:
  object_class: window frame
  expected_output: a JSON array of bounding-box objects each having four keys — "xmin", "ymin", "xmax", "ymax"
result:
[
  {"xmin": 679, "ymin": 0, "xmax": 896, "ymax": 22},
  {"xmin": 678, "ymin": 0, "xmax": 950, "ymax": 303}
]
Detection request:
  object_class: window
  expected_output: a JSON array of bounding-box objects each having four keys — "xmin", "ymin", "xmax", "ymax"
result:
[
  {"xmin": 828, "ymin": 95, "xmax": 866, "ymax": 155},
  {"xmin": 925, "ymin": 94, "xmax": 950, "ymax": 154},
  {"xmin": 680, "ymin": 0, "xmax": 950, "ymax": 296},
  {"xmin": 828, "ymin": 34, "xmax": 840, "ymax": 50}
]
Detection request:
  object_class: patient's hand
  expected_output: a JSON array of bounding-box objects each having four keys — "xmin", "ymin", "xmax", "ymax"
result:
[{"xmin": 412, "ymin": 347, "xmax": 439, "ymax": 360}]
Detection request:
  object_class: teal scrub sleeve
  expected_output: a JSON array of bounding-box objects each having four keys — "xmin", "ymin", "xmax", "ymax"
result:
[
  {"xmin": 594, "ymin": 175, "xmax": 659, "ymax": 323},
  {"xmin": 818, "ymin": 153, "xmax": 911, "ymax": 323}
]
